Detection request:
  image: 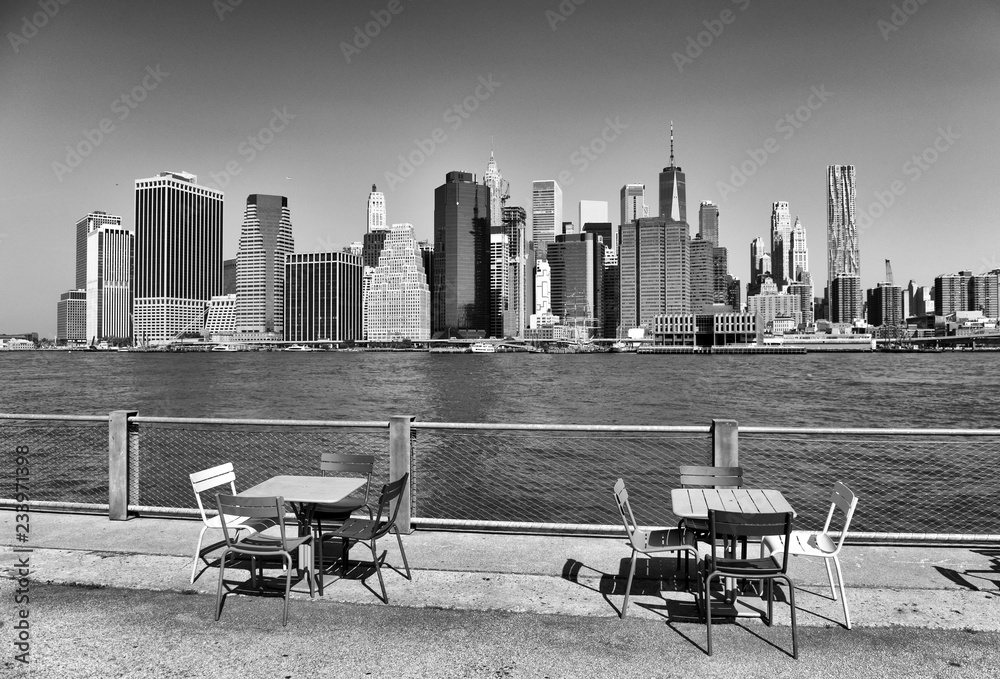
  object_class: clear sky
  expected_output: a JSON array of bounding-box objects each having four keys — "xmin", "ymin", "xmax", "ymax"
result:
[{"xmin": 2, "ymin": 0, "xmax": 998, "ymax": 337}]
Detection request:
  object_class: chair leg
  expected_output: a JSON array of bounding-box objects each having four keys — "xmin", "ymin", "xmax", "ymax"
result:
[
  {"xmin": 784, "ymin": 574, "xmax": 798, "ymax": 659},
  {"xmin": 282, "ymin": 553, "xmax": 291, "ymax": 627},
  {"xmin": 824, "ymin": 556, "xmax": 837, "ymax": 600},
  {"xmin": 394, "ymin": 527, "xmax": 411, "ymax": 580},
  {"xmin": 315, "ymin": 533, "xmax": 324, "ymax": 596},
  {"xmin": 214, "ymin": 547, "xmax": 229, "ymax": 621},
  {"xmin": 370, "ymin": 539, "xmax": 388, "ymax": 603},
  {"xmin": 621, "ymin": 551, "xmax": 637, "ymax": 618},
  {"xmin": 705, "ymin": 571, "xmax": 716, "ymax": 656},
  {"xmin": 191, "ymin": 525, "xmax": 209, "ymax": 584},
  {"xmin": 832, "ymin": 556, "xmax": 851, "ymax": 629}
]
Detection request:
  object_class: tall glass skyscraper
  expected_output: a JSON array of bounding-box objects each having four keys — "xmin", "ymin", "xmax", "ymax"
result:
[
  {"xmin": 620, "ymin": 184, "xmax": 647, "ymax": 227},
  {"xmin": 827, "ymin": 165, "xmax": 859, "ymax": 321},
  {"xmin": 284, "ymin": 252, "xmax": 362, "ymax": 342},
  {"xmin": 236, "ymin": 194, "xmax": 294, "ymax": 338},
  {"xmin": 530, "ymin": 179, "xmax": 562, "ymax": 258},
  {"xmin": 133, "ymin": 171, "xmax": 223, "ymax": 345},
  {"xmin": 86, "ymin": 219, "xmax": 133, "ymax": 344},
  {"xmin": 698, "ymin": 201, "xmax": 719, "ymax": 247},
  {"xmin": 658, "ymin": 123, "xmax": 686, "ymax": 223},
  {"xmin": 76, "ymin": 211, "xmax": 122, "ymax": 290},
  {"xmin": 433, "ymin": 172, "xmax": 491, "ymax": 336}
]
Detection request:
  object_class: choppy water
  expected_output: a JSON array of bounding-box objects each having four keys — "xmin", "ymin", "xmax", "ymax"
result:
[{"xmin": 0, "ymin": 350, "xmax": 996, "ymax": 428}]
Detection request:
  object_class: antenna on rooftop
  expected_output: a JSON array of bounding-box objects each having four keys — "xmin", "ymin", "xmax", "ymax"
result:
[{"xmin": 670, "ymin": 121, "xmax": 675, "ymax": 166}]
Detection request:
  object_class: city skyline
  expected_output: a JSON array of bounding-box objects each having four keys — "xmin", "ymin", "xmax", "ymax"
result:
[{"xmin": 3, "ymin": 0, "xmax": 998, "ymax": 336}]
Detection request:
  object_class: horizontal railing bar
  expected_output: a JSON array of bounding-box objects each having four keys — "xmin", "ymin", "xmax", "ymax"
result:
[
  {"xmin": 412, "ymin": 422, "xmax": 709, "ymax": 433},
  {"xmin": 0, "ymin": 499, "xmax": 109, "ymax": 511},
  {"xmin": 131, "ymin": 416, "xmax": 388, "ymax": 427},
  {"xmin": 0, "ymin": 413, "xmax": 109, "ymax": 422},
  {"xmin": 741, "ymin": 427, "xmax": 1000, "ymax": 436},
  {"xmin": 413, "ymin": 517, "xmax": 626, "ymax": 534}
]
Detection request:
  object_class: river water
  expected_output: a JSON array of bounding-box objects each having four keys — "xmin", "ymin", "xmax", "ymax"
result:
[{"xmin": 0, "ymin": 350, "xmax": 996, "ymax": 429}]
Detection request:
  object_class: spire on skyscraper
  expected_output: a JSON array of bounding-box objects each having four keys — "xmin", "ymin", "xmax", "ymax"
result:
[{"xmin": 669, "ymin": 120, "xmax": 675, "ymax": 168}]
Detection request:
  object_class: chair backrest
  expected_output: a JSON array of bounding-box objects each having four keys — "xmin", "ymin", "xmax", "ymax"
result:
[
  {"xmin": 679, "ymin": 465, "xmax": 743, "ymax": 489},
  {"xmin": 709, "ymin": 510, "xmax": 794, "ymax": 573},
  {"xmin": 371, "ymin": 473, "xmax": 409, "ymax": 539},
  {"xmin": 821, "ymin": 481, "xmax": 859, "ymax": 553},
  {"xmin": 321, "ymin": 453, "xmax": 376, "ymax": 502},
  {"xmin": 190, "ymin": 462, "xmax": 238, "ymax": 521},
  {"xmin": 612, "ymin": 478, "xmax": 644, "ymax": 550},
  {"xmin": 215, "ymin": 494, "xmax": 289, "ymax": 548}
]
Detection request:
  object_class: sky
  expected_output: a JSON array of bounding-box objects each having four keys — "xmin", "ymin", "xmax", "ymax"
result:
[{"xmin": 2, "ymin": 0, "xmax": 998, "ymax": 337}]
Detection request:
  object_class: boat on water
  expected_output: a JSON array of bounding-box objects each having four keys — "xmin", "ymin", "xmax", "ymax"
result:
[
  {"xmin": 609, "ymin": 340, "xmax": 629, "ymax": 353},
  {"xmin": 211, "ymin": 344, "xmax": 238, "ymax": 352},
  {"xmin": 469, "ymin": 342, "xmax": 496, "ymax": 353},
  {"xmin": 282, "ymin": 344, "xmax": 317, "ymax": 352}
]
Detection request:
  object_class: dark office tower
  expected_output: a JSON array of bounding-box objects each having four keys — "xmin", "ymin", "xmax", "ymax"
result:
[
  {"xmin": 658, "ymin": 122, "xmax": 686, "ymax": 223},
  {"xmin": 417, "ymin": 240, "xmax": 434, "ymax": 289},
  {"xmin": 619, "ymin": 217, "xmax": 690, "ymax": 330},
  {"xmin": 712, "ymin": 246, "xmax": 730, "ymax": 304},
  {"xmin": 283, "ymin": 252, "xmax": 362, "ymax": 342},
  {"xmin": 827, "ymin": 165, "xmax": 859, "ymax": 318},
  {"xmin": 362, "ymin": 231, "xmax": 389, "ymax": 268},
  {"xmin": 698, "ymin": 201, "xmax": 719, "ymax": 247},
  {"xmin": 690, "ymin": 237, "xmax": 715, "ymax": 313},
  {"xmin": 867, "ymin": 282, "xmax": 903, "ymax": 328},
  {"xmin": 76, "ymin": 211, "xmax": 122, "ymax": 290},
  {"xmin": 223, "ymin": 258, "xmax": 237, "ymax": 295},
  {"xmin": 134, "ymin": 171, "xmax": 223, "ymax": 345},
  {"xmin": 531, "ymin": 180, "xmax": 562, "ymax": 258},
  {"xmin": 503, "ymin": 206, "xmax": 528, "ymax": 338},
  {"xmin": 547, "ymin": 233, "xmax": 604, "ymax": 335},
  {"xmin": 582, "ymin": 222, "xmax": 613, "ymax": 250},
  {"xmin": 831, "ymin": 274, "xmax": 862, "ymax": 324},
  {"xmin": 236, "ymin": 194, "xmax": 294, "ymax": 338},
  {"xmin": 433, "ymin": 172, "xmax": 491, "ymax": 337},
  {"xmin": 602, "ymin": 258, "xmax": 620, "ymax": 339}
]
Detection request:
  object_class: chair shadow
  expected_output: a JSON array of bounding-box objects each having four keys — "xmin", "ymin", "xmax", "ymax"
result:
[
  {"xmin": 215, "ymin": 554, "xmax": 314, "ymax": 617},
  {"xmin": 315, "ymin": 545, "xmax": 408, "ymax": 601},
  {"xmin": 561, "ymin": 554, "xmax": 698, "ymax": 621},
  {"xmin": 933, "ymin": 548, "xmax": 1000, "ymax": 593}
]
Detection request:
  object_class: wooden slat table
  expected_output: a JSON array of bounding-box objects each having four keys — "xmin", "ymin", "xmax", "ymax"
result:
[{"xmin": 671, "ymin": 488, "xmax": 795, "ymax": 519}]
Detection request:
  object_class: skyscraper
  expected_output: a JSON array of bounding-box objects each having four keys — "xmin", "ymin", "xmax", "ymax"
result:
[
  {"xmin": 367, "ymin": 184, "xmax": 386, "ymax": 232},
  {"xmin": 503, "ymin": 206, "xmax": 528, "ymax": 338},
  {"xmin": 86, "ymin": 219, "xmax": 133, "ymax": 344},
  {"xmin": 827, "ymin": 165, "xmax": 859, "ymax": 319},
  {"xmin": 433, "ymin": 171, "xmax": 491, "ymax": 336},
  {"xmin": 133, "ymin": 171, "xmax": 223, "ymax": 345},
  {"xmin": 76, "ymin": 211, "xmax": 121, "ymax": 290},
  {"xmin": 547, "ymin": 233, "xmax": 604, "ymax": 336},
  {"xmin": 770, "ymin": 201, "xmax": 792, "ymax": 288},
  {"xmin": 690, "ymin": 237, "xmax": 715, "ymax": 313},
  {"xmin": 579, "ymin": 200, "xmax": 608, "ymax": 230},
  {"xmin": 619, "ymin": 217, "xmax": 690, "ymax": 329},
  {"xmin": 284, "ymin": 252, "xmax": 362, "ymax": 342},
  {"xmin": 620, "ymin": 183, "xmax": 647, "ymax": 226},
  {"xmin": 530, "ymin": 180, "xmax": 562, "ymax": 258},
  {"xmin": 364, "ymin": 223, "xmax": 430, "ymax": 341},
  {"xmin": 236, "ymin": 194, "xmax": 294, "ymax": 338},
  {"xmin": 56, "ymin": 290, "xmax": 86, "ymax": 345},
  {"xmin": 699, "ymin": 201, "xmax": 719, "ymax": 247},
  {"xmin": 790, "ymin": 216, "xmax": 809, "ymax": 281},
  {"xmin": 658, "ymin": 123, "xmax": 686, "ymax": 223},
  {"xmin": 484, "ymin": 149, "xmax": 508, "ymax": 228}
]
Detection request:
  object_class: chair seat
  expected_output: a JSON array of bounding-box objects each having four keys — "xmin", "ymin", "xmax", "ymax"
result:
[
  {"xmin": 321, "ymin": 517, "xmax": 382, "ymax": 542},
  {"xmin": 231, "ymin": 532, "xmax": 311, "ymax": 556},
  {"xmin": 764, "ymin": 531, "xmax": 838, "ymax": 558},
  {"xmin": 204, "ymin": 514, "xmax": 275, "ymax": 532},
  {"xmin": 642, "ymin": 527, "xmax": 687, "ymax": 551},
  {"xmin": 705, "ymin": 552, "xmax": 783, "ymax": 577}
]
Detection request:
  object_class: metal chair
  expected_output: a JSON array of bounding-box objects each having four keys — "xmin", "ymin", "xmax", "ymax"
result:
[
  {"xmin": 214, "ymin": 494, "xmax": 315, "ymax": 626},
  {"xmin": 311, "ymin": 453, "xmax": 376, "ymax": 531},
  {"xmin": 702, "ymin": 510, "xmax": 797, "ymax": 658},
  {"xmin": 317, "ymin": 474, "xmax": 411, "ymax": 602},
  {"xmin": 677, "ymin": 466, "xmax": 744, "ymax": 570},
  {"xmin": 188, "ymin": 463, "xmax": 271, "ymax": 584},
  {"xmin": 763, "ymin": 481, "xmax": 859, "ymax": 628},
  {"xmin": 612, "ymin": 478, "xmax": 698, "ymax": 618}
]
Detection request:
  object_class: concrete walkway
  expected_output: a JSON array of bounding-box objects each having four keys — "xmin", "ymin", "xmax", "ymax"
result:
[{"xmin": 2, "ymin": 512, "xmax": 999, "ymax": 677}]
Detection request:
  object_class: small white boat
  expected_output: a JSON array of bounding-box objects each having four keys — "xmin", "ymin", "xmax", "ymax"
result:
[
  {"xmin": 211, "ymin": 344, "xmax": 238, "ymax": 352},
  {"xmin": 282, "ymin": 344, "xmax": 316, "ymax": 352},
  {"xmin": 470, "ymin": 342, "xmax": 496, "ymax": 353}
]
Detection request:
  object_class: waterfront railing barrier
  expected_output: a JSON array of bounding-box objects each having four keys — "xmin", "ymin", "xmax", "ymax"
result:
[{"xmin": 2, "ymin": 412, "xmax": 998, "ymax": 543}]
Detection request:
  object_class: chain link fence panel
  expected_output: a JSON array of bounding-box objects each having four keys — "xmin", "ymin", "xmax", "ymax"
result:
[
  {"xmin": 411, "ymin": 428, "xmax": 713, "ymax": 526},
  {"xmin": 0, "ymin": 419, "xmax": 109, "ymax": 506},
  {"xmin": 739, "ymin": 431, "xmax": 1000, "ymax": 537}
]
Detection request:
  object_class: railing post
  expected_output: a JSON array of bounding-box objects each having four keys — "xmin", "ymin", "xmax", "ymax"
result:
[
  {"xmin": 712, "ymin": 419, "xmax": 739, "ymax": 467},
  {"xmin": 389, "ymin": 415, "xmax": 415, "ymax": 534},
  {"xmin": 109, "ymin": 410, "xmax": 137, "ymax": 521}
]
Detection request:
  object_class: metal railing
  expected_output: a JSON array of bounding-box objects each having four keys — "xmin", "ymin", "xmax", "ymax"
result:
[{"xmin": 2, "ymin": 412, "xmax": 999, "ymax": 542}]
